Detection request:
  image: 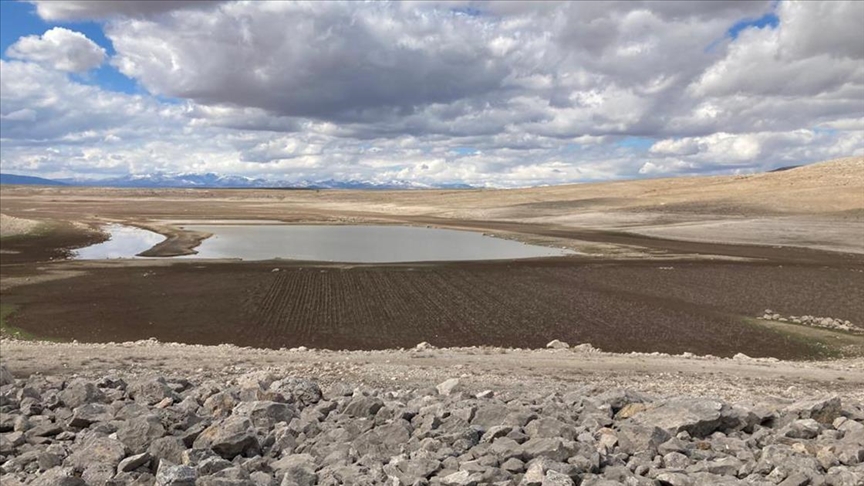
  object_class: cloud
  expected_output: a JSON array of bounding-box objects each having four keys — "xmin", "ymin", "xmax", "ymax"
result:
[
  {"xmin": 2, "ymin": 1, "xmax": 863, "ymax": 186},
  {"xmin": 29, "ymin": 1, "xmax": 225, "ymax": 21},
  {"xmin": 6, "ymin": 27, "xmax": 106, "ymax": 72},
  {"xmin": 107, "ymin": 2, "xmax": 511, "ymax": 120}
]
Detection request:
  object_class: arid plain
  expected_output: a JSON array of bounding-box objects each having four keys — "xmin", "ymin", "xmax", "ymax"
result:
[{"xmin": 1, "ymin": 156, "xmax": 862, "ymax": 362}]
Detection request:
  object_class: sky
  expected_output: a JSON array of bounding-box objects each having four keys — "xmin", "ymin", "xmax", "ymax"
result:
[{"xmin": 0, "ymin": 0, "xmax": 862, "ymax": 187}]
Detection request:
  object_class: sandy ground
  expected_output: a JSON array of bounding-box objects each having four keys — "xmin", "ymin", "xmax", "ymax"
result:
[
  {"xmin": 0, "ymin": 214, "xmax": 41, "ymax": 239},
  {"xmin": 2, "ymin": 340, "xmax": 863, "ymax": 403}
]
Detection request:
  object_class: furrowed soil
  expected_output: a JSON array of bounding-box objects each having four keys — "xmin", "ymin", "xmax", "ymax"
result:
[{"xmin": 3, "ymin": 259, "xmax": 863, "ymax": 359}]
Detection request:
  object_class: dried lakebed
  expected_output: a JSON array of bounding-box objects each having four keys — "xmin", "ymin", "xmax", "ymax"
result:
[{"xmin": 74, "ymin": 224, "xmax": 574, "ymax": 262}]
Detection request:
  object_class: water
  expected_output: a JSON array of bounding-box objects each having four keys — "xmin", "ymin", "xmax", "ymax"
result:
[
  {"xmin": 74, "ymin": 224, "xmax": 574, "ymax": 262},
  {"xmin": 181, "ymin": 225, "xmax": 572, "ymax": 262},
  {"xmin": 73, "ymin": 224, "xmax": 166, "ymax": 259}
]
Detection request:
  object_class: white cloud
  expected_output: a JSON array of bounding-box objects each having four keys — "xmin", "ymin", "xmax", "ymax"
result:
[
  {"xmin": 2, "ymin": 1, "xmax": 863, "ymax": 186},
  {"xmin": 6, "ymin": 27, "xmax": 105, "ymax": 72}
]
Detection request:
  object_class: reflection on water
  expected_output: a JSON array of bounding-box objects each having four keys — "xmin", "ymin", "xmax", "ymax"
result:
[
  {"xmin": 178, "ymin": 224, "xmax": 574, "ymax": 262},
  {"xmin": 73, "ymin": 224, "xmax": 574, "ymax": 262},
  {"xmin": 73, "ymin": 224, "xmax": 165, "ymax": 259}
]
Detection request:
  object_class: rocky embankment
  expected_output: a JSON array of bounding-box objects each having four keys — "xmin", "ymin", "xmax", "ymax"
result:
[{"xmin": 1, "ymin": 364, "xmax": 862, "ymax": 486}]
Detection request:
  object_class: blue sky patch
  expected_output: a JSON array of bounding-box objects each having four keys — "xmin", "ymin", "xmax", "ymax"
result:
[
  {"xmin": 453, "ymin": 147, "xmax": 478, "ymax": 155},
  {"xmin": 616, "ymin": 137, "xmax": 655, "ymax": 150},
  {"xmin": 727, "ymin": 11, "xmax": 780, "ymax": 40},
  {"xmin": 0, "ymin": 1, "xmax": 138, "ymax": 94}
]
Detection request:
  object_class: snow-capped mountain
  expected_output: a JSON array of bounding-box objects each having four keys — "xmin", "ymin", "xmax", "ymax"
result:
[{"xmin": 3, "ymin": 172, "xmax": 476, "ymax": 190}]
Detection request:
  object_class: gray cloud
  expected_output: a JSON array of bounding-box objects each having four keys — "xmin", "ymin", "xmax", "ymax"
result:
[{"xmin": 29, "ymin": 1, "xmax": 225, "ymax": 21}]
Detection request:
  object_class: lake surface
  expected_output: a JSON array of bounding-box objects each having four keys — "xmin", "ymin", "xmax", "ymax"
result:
[
  {"xmin": 180, "ymin": 225, "xmax": 573, "ymax": 262},
  {"xmin": 74, "ymin": 224, "xmax": 574, "ymax": 262},
  {"xmin": 73, "ymin": 224, "xmax": 166, "ymax": 259}
]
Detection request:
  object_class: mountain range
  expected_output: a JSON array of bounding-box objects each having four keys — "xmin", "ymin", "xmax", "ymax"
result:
[{"xmin": 0, "ymin": 172, "xmax": 473, "ymax": 190}]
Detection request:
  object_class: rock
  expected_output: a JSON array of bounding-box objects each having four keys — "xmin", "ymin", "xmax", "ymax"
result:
[
  {"xmin": 782, "ymin": 419, "xmax": 822, "ymax": 439},
  {"xmin": 519, "ymin": 438, "xmax": 574, "ymax": 462},
  {"xmin": 440, "ymin": 470, "xmax": 481, "ymax": 486},
  {"xmin": 194, "ymin": 417, "xmax": 260, "ymax": 459},
  {"xmin": 343, "ymin": 396, "xmax": 384, "ymax": 418},
  {"xmin": 156, "ymin": 463, "xmax": 197, "ymax": 486},
  {"xmin": 525, "ymin": 417, "xmax": 577, "ymax": 441},
  {"xmin": 269, "ymin": 378, "xmax": 322, "ymax": 407},
  {"xmin": 117, "ymin": 415, "xmax": 166, "ymax": 454},
  {"xmin": 542, "ymin": 470, "xmax": 575, "ymax": 486},
  {"xmin": 59, "ymin": 379, "xmax": 105, "ymax": 408},
  {"xmin": 82, "ymin": 463, "xmax": 115, "ymax": 486},
  {"xmin": 149, "ymin": 436, "xmax": 187, "ymax": 468},
  {"xmin": 786, "ymin": 396, "xmax": 842, "ymax": 425},
  {"xmin": 437, "ymin": 378, "xmax": 461, "ymax": 396},
  {"xmin": 130, "ymin": 377, "xmax": 178, "ymax": 406},
  {"xmin": 616, "ymin": 424, "xmax": 671, "ymax": 455},
  {"xmin": 663, "ymin": 452, "xmax": 689, "ymax": 469},
  {"xmin": 546, "ymin": 340, "xmax": 569, "ymax": 349},
  {"xmin": 415, "ymin": 342, "xmax": 435, "ymax": 351},
  {"xmin": 67, "ymin": 436, "xmax": 126, "ymax": 469},
  {"xmin": 0, "ymin": 363, "xmax": 12, "ymax": 385},
  {"xmin": 233, "ymin": 401, "xmax": 296, "ymax": 429},
  {"xmin": 626, "ymin": 398, "xmax": 734, "ymax": 438},
  {"xmin": 68, "ymin": 402, "xmax": 114, "ymax": 428},
  {"xmin": 32, "ymin": 467, "xmax": 86, "ymax": 486},
  {"xmin": 118, "ymin": 452, "xmax": 152, "ymax": 473},
  {"xmin": 275, "ymin": 454, "xmax": 317, "ymax": 486}
]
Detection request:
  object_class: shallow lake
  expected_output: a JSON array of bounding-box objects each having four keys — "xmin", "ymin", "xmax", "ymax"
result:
[
  {"xmin": 74, "ymin": 224, "xmax": 574, "ymax": 262},
  {"xmin": 73, "ymin": 224, "xmax": 166, "ymax": 259},
  {"xmin": 180, "ymin": 224, "xmax": 573, "ymax": 262}
]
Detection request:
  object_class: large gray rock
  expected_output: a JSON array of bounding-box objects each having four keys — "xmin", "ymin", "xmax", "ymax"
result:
[
  {"xmin": 786, "ymin": 396, "xmax": 842, "ymax": 425},
  {"xmin": 519, "ymin": 438, "xmax": 574, "ymax": 462},
  {"xmin": 233, "ymin": 401, "xmax": 296, "ymax": 429},
  {"xmin": 524, "ymin": 417, "xmax": 577, "ymax": 441},
  {"xmin": 117, "ymin": 452, "xmax": 152, "ymax": 473},
  {"xmin": 543, "ymin": 470, "xmax": 576, "ymax": 486},
  {"xmin": 59, "ymin": 379, "xmax": 105, "ymax": 409},
  {"xmin": 616, "ymin": 423, "xmax": 671, "ymax": 455},
  {"xmin": 130, "ymin": 377, "xmax": 178, "ymax": 406},
  {"xmin": 437, "ymin": 378, "xmax": 461, "ymax": 396},
  {"xmin": 32, "ymin": 467, "xmax": 86, "ymax": 486},
  {"xmin": 66, "ymin": 436, "xmax": 126, "ymax": 469},
  {"xmin": 193, "ymin": 416, "xmax": 260, "ymax": 459},
  {"xmin": 68, "ymin": 403, "xmax": 114, "ymax": 428},
  {"xmin": 269, "ymin": 378, "xmax": 322, "ymax": 407},
  {"xmin": 342, "ymin": 396, "xmax": 383, "ymax": 418},
  {"xmin": 149, "ymin": 436, "xmax": 188, "ymax": 468},
  {"xmin": 117, "ymin": 414, "xmax": 166, "ymax": 454},
  {"xmin": 275, "ymin": 454, "xmax": 317, "ymax": 486},
  {"xmin": 156, "ymin": 463, "xmax": 197, "ymax": 486},
  {"xmin": 626, "ymin": 398, "xmax": 736, "ymax": 438}
]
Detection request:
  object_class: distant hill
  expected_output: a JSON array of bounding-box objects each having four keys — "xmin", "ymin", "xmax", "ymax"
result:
[
  {"xmin": 0, "ymin": 173, "xmax": 67, "ymax": 186},
  {"xmin": 0, "ymin": 172, "xmax": 471, "ymax": 189}
]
